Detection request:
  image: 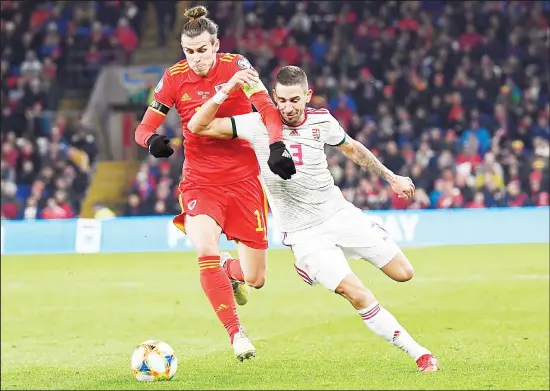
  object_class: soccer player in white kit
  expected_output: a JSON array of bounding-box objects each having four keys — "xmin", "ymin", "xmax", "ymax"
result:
[{"xmin": 187, "ymin": 65, "xmax": 440, "ymax": 372}]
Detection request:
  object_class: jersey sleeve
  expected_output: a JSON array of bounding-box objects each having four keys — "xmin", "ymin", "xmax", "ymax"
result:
[
  {"xmin": 224, "ymin": 54, "xmax": 283, "ymax": 143},
  {"xmin": 227, "ymin": 54, "xmax": 254, "ymax": 73},
  {"xmin": 151, "ymin": 69, "xmax": 177, "ymax": 114},
  {"xmin": 231, "ymin": 112, "xmax": 264, "ymax": 144},
  {"xmin": 134, "ymin": 69, "xmax": 178, "ymax": 148},
  {"xmin": 227, "ymin": 54, "xmax": 269, "ymax": 98},
  {"xmin": 323, "ymin": 113, "xmax": 347, "ymax": 146}
]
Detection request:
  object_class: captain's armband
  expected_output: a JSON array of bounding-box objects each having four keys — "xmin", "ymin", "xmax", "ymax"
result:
[
  {"xmin": 242, "ymin": 80, "xmax": 268, "ymax": 98},
  {"xmin": 149, "ymin": 99, "xmax": 171, "ymax": 116}
]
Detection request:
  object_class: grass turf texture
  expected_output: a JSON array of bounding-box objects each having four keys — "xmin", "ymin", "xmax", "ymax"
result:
[{"xmin": 1, "ymin": 244, "xmax": 549, "ymax": 390}]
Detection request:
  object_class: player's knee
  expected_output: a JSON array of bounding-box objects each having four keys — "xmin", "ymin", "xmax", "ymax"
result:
[
  {"xmin": 245, "ymin": 275, "xmax": 265, "ymax": 289},
  {"xmin": 398, "ymin": 263, "xmax": 414, "ymax": 282},
  {"xmin": 393, "ymin": 261, "xmax": 414, "ymax": 282},
  {"xmin": 383, "ymin": 255, "xmax": 415, "ymax": 282},
  {"xmin": 243, "ymin": 269, "xmax": 266, "ymax": 289},
  {"xmin": 187, "ymin": 228, "xmax": 220, "ymax": 257},
  {"xmin": 194, "ymin": 242, "xmax": 220, "ymax": 258},
  {"xmin": 236, "ymin": 243, "xmax": 267, "ymax": 288}
]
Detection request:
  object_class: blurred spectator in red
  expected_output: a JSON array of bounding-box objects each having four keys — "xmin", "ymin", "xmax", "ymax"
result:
[
  {"xmin": 115, "ymin": 17, "xmax": 138, "ymax": 56},
  {"xmin": 40, "ymin": 197, "xmax": 71, "ymax": 219}
]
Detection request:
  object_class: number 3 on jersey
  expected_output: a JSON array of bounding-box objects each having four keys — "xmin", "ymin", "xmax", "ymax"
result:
[{"xmin": 289, "ymin": 144, "xmax": 303, "ymax": 166}]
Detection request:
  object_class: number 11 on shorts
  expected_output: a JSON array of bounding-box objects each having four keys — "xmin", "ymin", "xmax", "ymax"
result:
[{"xmin": 254, "ymin": 210, "xmax": 264, "ymax": 232}]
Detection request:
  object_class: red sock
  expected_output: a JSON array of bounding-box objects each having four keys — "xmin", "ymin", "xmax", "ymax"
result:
[
  {"xmin": 198, "ymin": 255, "xmax": 241, "ymax": 341},
  {"xmin": 223, "ymin": 257, "xmax": 245, "ymax": 283}
]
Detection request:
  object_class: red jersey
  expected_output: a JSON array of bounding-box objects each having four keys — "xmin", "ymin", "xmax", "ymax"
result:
[{"xmin": 146, "ymin": 53, "xmax": 271, "ymax": 185}]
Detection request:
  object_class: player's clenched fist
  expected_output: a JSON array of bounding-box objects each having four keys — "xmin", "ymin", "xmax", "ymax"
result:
[
  {"xmin": 223, "ymin": 69, "xmax": 261, "ymax": 95},
  {"xmin": 268, "ymin": 141, "xmax": 296, "ymax": 180},
  {"xmin": 390, "ymin": 175, "xmax": 415, "ymax": 199},
  {"xmin": 147, "ymin": 134, "xmax": 174, "ymax": 158}
]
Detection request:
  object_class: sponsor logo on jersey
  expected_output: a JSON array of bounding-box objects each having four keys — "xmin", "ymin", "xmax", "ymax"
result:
[
  {"xmin": 181, "ymin": 93, "xmax": 191, "ymax": 101},
  {"xmin": 188, "ymin": 200, "xmax": 197, "ymax": 210},
  {"xmin": 289, "ymin": 129, "xmax": 299, "ymax": 137}
]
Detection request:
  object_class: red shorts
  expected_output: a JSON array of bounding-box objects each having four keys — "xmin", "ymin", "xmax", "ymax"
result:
[{"xmin": 173, "ymin": 176, "xmax": 268, "ymax": 250}]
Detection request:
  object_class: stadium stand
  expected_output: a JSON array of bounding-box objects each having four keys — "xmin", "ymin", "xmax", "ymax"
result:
[
  {"xmin": 2, "ymin": 1, "xmax": 547, "ymax": 220},
  {"xmin": 127, "ymin": 0, "xmax": 549, "ymax": 216},
  {"xmin": 1, "ymin": 0, "xmax": 145, "ymax": 219}
]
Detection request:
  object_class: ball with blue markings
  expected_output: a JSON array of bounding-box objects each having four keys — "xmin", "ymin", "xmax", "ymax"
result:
[{"xmin": 131, "ymin": 340, "xmax": 178, "ymax": 381}]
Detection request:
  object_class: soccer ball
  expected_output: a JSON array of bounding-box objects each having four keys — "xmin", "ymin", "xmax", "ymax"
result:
[{"xmin": 130, "ymin": 340, "xmax": 178, "ymax": 381}]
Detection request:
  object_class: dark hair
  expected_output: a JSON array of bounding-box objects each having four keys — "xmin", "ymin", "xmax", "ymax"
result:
[
  {"xmin": 275, "ymin": 66, "xmax": 308, "ymax": 89},
  {"xmin": 181, "ymin": 5, "xmax": 218, "ymax": 41}
]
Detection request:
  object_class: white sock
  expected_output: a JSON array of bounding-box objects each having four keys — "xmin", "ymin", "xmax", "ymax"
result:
[{"xmin": 358, "ymin": 302, "xmax": 430, "ymax": 360}]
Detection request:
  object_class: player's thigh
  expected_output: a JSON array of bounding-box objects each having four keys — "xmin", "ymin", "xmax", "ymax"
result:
[
  {"xmin": 173, "ymin": 184, "xmax": 226, "ymax": 255},
  {"xmin": 236, "ymin": 241, "xmax": 267, "ymax": 288},
  {"xmin": 359, "ymin": 242, "xmax": 412, "ymax": 283},
  {"xmin": 224, "ymin": 176, "xmax": 269, "ymax": 250},
  {"xmin": 337, "ymin": 209, "xmax": 402, "ymax": 270},
  {"xmin": 292, "ymin": 239, "xmax": 352, "ymax": 292},
  {"xmin": 184, "ymin": 215, "xmax": 223, "ymax": 256}
]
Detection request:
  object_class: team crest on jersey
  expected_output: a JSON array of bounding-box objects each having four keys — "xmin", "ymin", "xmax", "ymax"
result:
[
  {"xmin": 154, "ymin": 78, "xmax": 163, "ymax": 93},
  {"xmin": 237, "ymin": 57, "xmax": 252, "ymax": 70},
  {"xmin": 215, "ymin": 83, "xmax": 227, "ymax": 92},
  {"xmin": 188, "ymin": 200, "xmax": 197, "ymax": 210},
  {"xmin": 312, "ymin": 128, "xmax": 320, "ymax": 140}
]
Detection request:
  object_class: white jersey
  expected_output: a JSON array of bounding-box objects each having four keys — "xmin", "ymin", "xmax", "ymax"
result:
[{"xmin": 233, "ymin": 108, "xmax": 352, "ymax": 233}]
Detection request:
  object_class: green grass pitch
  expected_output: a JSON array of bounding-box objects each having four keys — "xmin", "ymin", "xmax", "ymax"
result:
[{"xmin": 1, "ymin": 244, "xmax": 549, "ymax": 390}]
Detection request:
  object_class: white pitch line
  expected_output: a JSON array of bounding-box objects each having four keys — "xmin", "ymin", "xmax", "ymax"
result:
[{"xmin": 412, "ymin": 274, "xmax": 549, "ymax": 283}]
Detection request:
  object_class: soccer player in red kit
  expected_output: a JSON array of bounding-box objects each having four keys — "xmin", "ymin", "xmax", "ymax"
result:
[{"xmin": 134, "ymin": 5, "xmax": 296, "ymax": 361}]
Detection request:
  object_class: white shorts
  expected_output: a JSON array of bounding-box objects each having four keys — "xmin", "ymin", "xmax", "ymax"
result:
[{"xmin": 283, "ymin": 206, "xmax": 402, "ymax": 292}]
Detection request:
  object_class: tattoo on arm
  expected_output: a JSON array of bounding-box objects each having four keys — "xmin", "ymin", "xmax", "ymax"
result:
[{"xmin": 347, "ymin": 140, "xmax": 394, "ymax": 182}]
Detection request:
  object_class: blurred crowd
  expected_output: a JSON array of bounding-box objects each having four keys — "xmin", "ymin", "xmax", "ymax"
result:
[
  {"xmin": 128, "ymin": 0, "xmax": 549, "ymax": 216},
  {"xmin": 2, "ymin": 1, "xmax": 548, "ymax": 220},
  {"xmin": 1, "ymin": 0, "xmax": 144, "ymax": 220},
  {"xmin": 124, "ymin": 158, "xmax": 183, "ymax": 217}
]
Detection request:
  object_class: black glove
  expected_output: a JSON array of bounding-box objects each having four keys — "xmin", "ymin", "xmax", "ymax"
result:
[
  {"xmin": 268, "ymin": 141, "xmax": 296, "ymax": 180},
  {"xmin": 147, "ymin": 134, "xmax": 174, "ymax": 158}
]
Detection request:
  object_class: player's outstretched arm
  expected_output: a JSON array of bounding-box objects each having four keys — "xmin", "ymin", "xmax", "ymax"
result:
[
  {"xmin": 187, "ymin": 69, "xmax": 260, "ymax": 139},
  {"xmin": 337, "ymin": 137, "xmax": 395, "ymax": 182},
  {"xmin": 336, "ymin": 137, "xmax": 415, "ymax": 199},
  {"xmin": 187, "ymin": 99, "xmax": 233, "ymax": 139}
]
